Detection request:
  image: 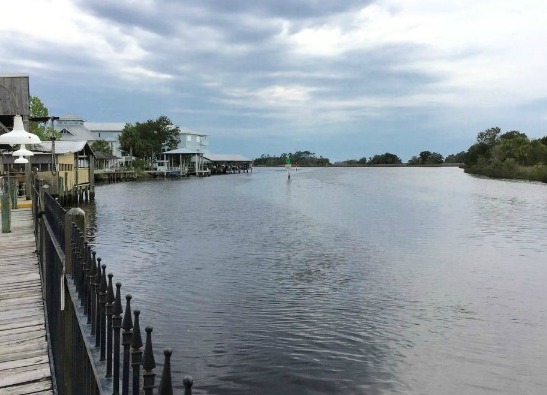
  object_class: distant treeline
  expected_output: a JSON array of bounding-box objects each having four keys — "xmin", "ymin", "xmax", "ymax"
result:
[
  {"xmin": 254, "ymin": 151, "xmax": 330, "ymax": 166},
  {"xmin": 335, "ymin": 151, "xmax": 464, "ymax": 166},
  {"xmin": 255, "ymin": 130, "xmax": 547, "ymax": 183},
  {"xmin": 254, "ymin": 150, "xmax": 466, "ymax": 167}
]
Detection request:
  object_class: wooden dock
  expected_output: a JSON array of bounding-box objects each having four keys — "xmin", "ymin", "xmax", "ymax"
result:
[{"xmin": 0, "ymin": 208, "xmax": 54, "ymax": 394}]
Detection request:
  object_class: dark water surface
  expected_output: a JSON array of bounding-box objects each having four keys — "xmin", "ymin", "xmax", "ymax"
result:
[{"xmin": 83, "ymin": 167, "xmax": 547, "ymax": 394}]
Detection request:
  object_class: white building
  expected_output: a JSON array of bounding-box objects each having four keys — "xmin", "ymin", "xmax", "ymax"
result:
[{"xmin": 178, "ymin": 127, "xmax": 208, "ymax": 152}]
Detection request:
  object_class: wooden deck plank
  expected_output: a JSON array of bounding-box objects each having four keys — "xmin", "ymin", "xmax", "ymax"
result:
[
  {"xmin": 0, "ymin": 366, "xmax": 51, "ymax": 388},
  {"xmin": 0, "ymin": 355, "xmax": 50, "ymax": 372},
  {"xmin": 0, "ymin": 347, "xmax": 50, "ymax": 365},
  {"xmin": 0, "ymin": 381, "xmax": 53, "ymax": 395},
  {"xmin": 0, "ymin": 208, "xmax": 52, "ymax": 391},
  {"xmin": 0, "ymin": 317, "xmax": 45, "ymax": 332}
]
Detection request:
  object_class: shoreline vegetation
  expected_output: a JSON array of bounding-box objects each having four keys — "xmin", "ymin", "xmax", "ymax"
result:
[
  {"xmin": 463, "ymin": 128, "xmax": 547, "ymax": 183},
  {"xmin": 255, "ymin": 128, "xmax": 547, "ymax": 184}
]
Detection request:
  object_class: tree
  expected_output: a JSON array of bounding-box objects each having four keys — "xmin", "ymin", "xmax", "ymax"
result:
[
  {"xmin": 491, "ymin": 134, "xmax": 531, "ymax": 165},
  {"xmin": 91, "ymin": 139, "xmax": 113, "ymax": 154},
  {"xmin": 29, "ymin": 96, "xmax": 58, "ymax": 141},
  {"xmin": 465, "ymin": 142, "xmax": 489, "ymax": 166},
  {"xmin": 476, "ymin": 127, "xmax": 501, "ymax": 148},
  {"xmin": 427, "ymin": 152, "xmax": 444, "ymax": 164},
  {"xmin": 368, "ymin": 152, "xmax": 402, "ymax": 165},
  {"xmin": 118, "ymin": 115, "xmax": 180, "ymax": 160},
  {"xmin": 499, "ymin": 130, "xmax": 527, "ymax": 141},
  {"xmin": 407, "ymin": 156, "xmax": 421, "ymax": 165},
  {"xmin": 407, "ymin": 151, "xmax": 443, "ymax": 165},
  {"xmin": 419, "ymin": 151, "xmax": 431, "ymax": 163},
  {"xmin": 445, "ymin": 151, "xmax": 467, "ymax": 163}
]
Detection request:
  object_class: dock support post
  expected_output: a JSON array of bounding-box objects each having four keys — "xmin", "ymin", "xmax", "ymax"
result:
[{"xmin": 1, "ymin": 191, "xmax": 10, "ymax": 233}]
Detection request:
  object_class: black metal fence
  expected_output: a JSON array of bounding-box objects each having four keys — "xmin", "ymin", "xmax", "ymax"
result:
[{"xmin": 32, "ymin": 176, "xmax": 193, "ymax": 394}]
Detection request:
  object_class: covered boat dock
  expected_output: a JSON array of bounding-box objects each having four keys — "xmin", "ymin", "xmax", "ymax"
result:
[{"xmin": 203, "ymin": 153, "xmax": 253, "ymax": 174}]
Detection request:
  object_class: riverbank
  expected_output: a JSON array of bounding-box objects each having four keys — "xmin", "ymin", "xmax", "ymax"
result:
[{"xmin": 465, "ymin": 162, "xmax": 547, "ymax": 183}]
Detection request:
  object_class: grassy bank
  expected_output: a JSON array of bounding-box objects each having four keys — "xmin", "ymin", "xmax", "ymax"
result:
[{"xmin": 464, "ymin": 160, "xmax": 547, "ymax": 183}]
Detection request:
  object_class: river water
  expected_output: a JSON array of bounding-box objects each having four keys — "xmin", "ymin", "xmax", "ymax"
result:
[{"xmin": 83, "ymin": 167, "xmax": 547, "ymax": 394}]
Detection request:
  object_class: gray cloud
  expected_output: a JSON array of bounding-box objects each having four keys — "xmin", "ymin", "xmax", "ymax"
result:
[{"xmin": 3, "ymin": 0, "xmax": 546, "ymax": 162}]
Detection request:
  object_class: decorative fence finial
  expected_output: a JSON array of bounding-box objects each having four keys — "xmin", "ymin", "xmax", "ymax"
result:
[
  {"xmin": 122, "ymin": 294, "xmax": 133, "ymax": 395},
  {"xmin": 99, "ymin": 264, "xmax": 107, "ymax": 361},
  {"xmin": 106, "ymin": 273, "xmax": 115, "ymax": 377},
  {"xmin": 142, "ymin": 326, "xmax": 156, "ymax": 394},
  {"xmin": 183, "ymin": 375, "xmax": 194, "ymax": 395},
  {"xmin": 158, "ymin": 348, "xmax": 173, "ymax": 395},
  {"xmin": 131, "ymin": 309, "xmax": 143, "ymax": 395},
  {"xmin": 112, "ymin": 282, "xmax": 123, "ymax": 395}
]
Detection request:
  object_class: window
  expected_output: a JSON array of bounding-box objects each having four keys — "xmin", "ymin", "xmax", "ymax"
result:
[{"xmin": 186, "ymin": 135, "xmax": 191, "ymax": 142}]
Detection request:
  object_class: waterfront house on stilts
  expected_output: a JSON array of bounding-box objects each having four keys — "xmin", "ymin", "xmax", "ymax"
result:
[{"xmin": 147, "ymin": 147, "xmax": 206, "ymax": 177}]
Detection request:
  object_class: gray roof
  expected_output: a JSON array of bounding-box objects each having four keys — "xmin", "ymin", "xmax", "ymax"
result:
[
  {"xmin": 59, "ymin": 114, "xmax": 85, "ymax": 121},
  {"xmin": 55, "ymin": 124, "xmax": 97, "ymax": 142},
  {"xmin": 164, "ymin": 147, "xmax": 202, "ymax": 155},
  {"xmin": 204, "ymin": 153, "xmax": 251, "ymax": 162},
  {"xmin": 36, "ymin": 140, "xmax": 88, "ymax": 154}
]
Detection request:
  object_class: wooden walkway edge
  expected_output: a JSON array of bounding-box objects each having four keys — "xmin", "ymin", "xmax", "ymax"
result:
[{"xmin": 0, "ymin": 208, "xmax": 54, "ymax": 394}]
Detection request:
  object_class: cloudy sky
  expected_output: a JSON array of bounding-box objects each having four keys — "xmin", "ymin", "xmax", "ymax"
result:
[{"xmin": 2, "ymin": 0, "xmax": 547, "ymax": 161}]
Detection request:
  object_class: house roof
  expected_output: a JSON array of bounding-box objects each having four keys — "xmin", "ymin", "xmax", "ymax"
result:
[
  {"xmin": 163, "ymin": 147, "xmax": 202, "ymax": 155},
  {"xmin": 204, "ymin": 153, "xmax": 252, "ymax": 162},
  {"xmin": 36, "ymin": 140, "xmax": 88, "ymax": 154},
  {"xmin": 55, "ymin": 124, "xmax": 98, "ymax": 142},
  {"xmin": 59, "ymin": 114, "xmax": 85, "ymax": 121}
]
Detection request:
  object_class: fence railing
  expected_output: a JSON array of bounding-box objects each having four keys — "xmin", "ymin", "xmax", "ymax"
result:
[{"xmin": 32, "ymin": 176, "xmax": 193, "ymax": 394}]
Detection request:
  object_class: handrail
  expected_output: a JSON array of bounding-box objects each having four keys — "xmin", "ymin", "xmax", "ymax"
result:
[{"xmin": 32, "ymin": 174, "xmax": 191, "ymax": 394}]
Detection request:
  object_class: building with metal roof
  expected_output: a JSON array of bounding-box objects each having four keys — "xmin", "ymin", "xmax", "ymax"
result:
[{"xmin": 55, "ymin": 114, "xmax": 98, "ymax": 142}]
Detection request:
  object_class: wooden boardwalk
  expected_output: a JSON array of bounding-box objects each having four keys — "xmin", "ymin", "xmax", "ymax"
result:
[{"xmin": 0, "ymin": 208, "xmax": 53, "ymax": 394}]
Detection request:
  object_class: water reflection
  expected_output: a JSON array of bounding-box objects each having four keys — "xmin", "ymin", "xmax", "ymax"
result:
[{"xmin": 84, "ymin": 168, "xmax": 547, "ymax": 394}]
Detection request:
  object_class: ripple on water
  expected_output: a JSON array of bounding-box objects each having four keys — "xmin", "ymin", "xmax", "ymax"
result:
[{"xmin": 86, "ymin": 169, "xmax": 547, "ymax": 394}]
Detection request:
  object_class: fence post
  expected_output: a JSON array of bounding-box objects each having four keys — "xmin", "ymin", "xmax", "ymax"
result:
[
  {"xmin": 1, "ymin": 182, "xmax": 10, "ymax": 233},
  {"xmin": 10, "ymin": 178, "xmax": 17, "ymax": 208},
  {"xmin": 39, "ymin": 184, "xmax": 49, "ymax": 285},
  {"xmin": 113, "ymin": 282, "xmax": 123, "ymax": 395},
  {"xmin": 61, "ymin": 207, "xmax": 85, "ymax": 394},
  {"xmin": 86, "ymin": 247, "xmax": 95, "ymax": 324},
  {"xmin": 90, "ymin": 252, "xmax": 97, "ymax": 335},
  {"xmin": 82, "ymin": 242, "xmax": 90, "ymax": 311},
  {"xmin": 95, "ymin": 258, "xmax": 102, "ymax": 346},
  {"xmin": 106, "ymin": 273, "xmax": 115, "ymax": 377},
  {"xmin": 158, "ymin": 348, "xmax": 173, "ymax": 395},
  {"xmin": 142, "ymin": 327, "xmax": 156, "ymax": 394},
  {"xmin": 99, "ymin": 264, "xmax": 107, "ymax": 361},
  {"xmin": 122, "ymin": 294, "xmax": 133, "ymax": 395},
  {"xmin": 131, "ymin": 310, "xmax": 143, "ymax": 395},
  {"xmin": 183, "ymin": 376, "xmax": 194, "ymax": 395},
  {"xmin": 64, "ymin": 208, "xmax": 85, "ymax": 275}
]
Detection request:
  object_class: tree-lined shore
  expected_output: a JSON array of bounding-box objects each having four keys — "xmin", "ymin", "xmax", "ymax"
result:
[
  {"xmin": 464, "ymin": 127, "xmax": 547, "ymax": 182},
  {"xmin": 29, "ymin": 95, "xmax": 547, "ymax": 183},
  {"xmin": 255, "ymin": 128, "xmax": 547, "ymax": 183}
]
